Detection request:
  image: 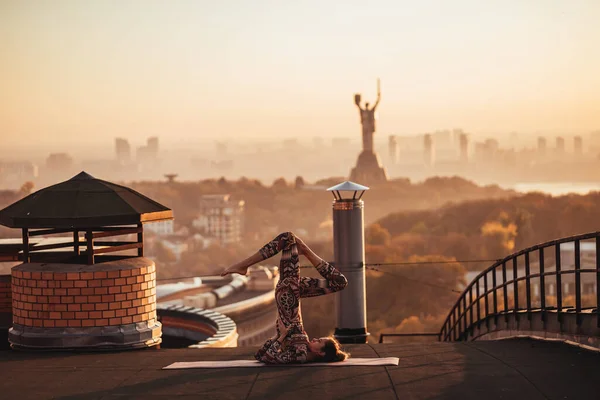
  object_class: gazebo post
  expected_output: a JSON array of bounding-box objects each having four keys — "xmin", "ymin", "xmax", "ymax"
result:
[
  {"xmin": 86, "ymin": 230, "xmax": 94, "ymax": 265},
  {"xmin": 73, "ymin": 230, "xmax": 79, "ymax": 256},
  {"xmin": 22, "ymin": 228, "xmax": 29, "ymax": 263},
  {"xmin": 137, "ymin": 223, "xmax": 144, "ymax": 257}
]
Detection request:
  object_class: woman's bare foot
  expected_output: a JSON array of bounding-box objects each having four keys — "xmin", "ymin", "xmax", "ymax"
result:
[
  {"xmin": 220, "ymin": 262, "xmax": 249, "ymax": 277},
  {"xmin": 220, "ymin": 251, "xmax": 264, "ymax": 277}
]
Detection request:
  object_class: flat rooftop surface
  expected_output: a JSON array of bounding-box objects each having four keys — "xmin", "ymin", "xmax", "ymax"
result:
[{"xmin": 1, "ymin": 338, "xmax": 599, "ymax": 400}]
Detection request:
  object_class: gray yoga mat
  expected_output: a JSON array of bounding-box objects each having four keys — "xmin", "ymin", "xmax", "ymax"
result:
[{"xmin": 163, "ymin": 357, "xmax": 399, "ymax": 369}]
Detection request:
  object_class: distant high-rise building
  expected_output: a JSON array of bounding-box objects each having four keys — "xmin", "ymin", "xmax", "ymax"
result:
[
  {"xmin": 137, "ymin": 137, "xmax": 160, "ymax": 165},
  {"xmin": 431, "ymin": 129, "xmax": 460, "ymax": 162},
  {"xmin": 556, "ymin": 137, "xmax": 565, "ymax": 154},
  {"xmin": 574, "ymin": 136, "xmax": 583, "ymax": 155},
  {"xmin": 193, "ymin": 194, "xmax": 245, "ymax": 246},
  {"xmin": 537, "ymin": 137, "xmax": 547, "ymax": 157},
  {"xmin": 46, "ymin": 153, "xmax": 73, "ymax": 172},
  {"xmin": 282, "ymin": 139, "xmax": 299, "ymax": 148},
  {"xmin": 312, "ymin": 136, "xmax": 324, "ymax": 149},
  {"xmin": 115, "ymin": 138, "xmax": 131, "ymax": 164},
  {"xmin": 473, "ymin": 139, "xmax": 499, "ymax": 163},
  {"xmin": 589, "ymin": 130, "xmax": 600, "ymax": 147},
  {"xmin": 0, "ymin": 161, "xmax": 38, "ymax": 184},
  {"xmin": 484, "ymin": 138, "xmax": 499, "ymax": 153},
  {"xmin": 147, "ymin": 137, "xmax": 159, "ymax": 154},
  {"xmin": 388, "ymin": 135, "xmax": 397, "ymax": 163},
  {"xmin": 474, "ymin": 142, "xmax": 486, "ymax": 162},
  {"xmin": 459, "ymin": 133, "xmax": 469, "ymax": 163},
  {"xmin": 423, "ymin": 134, "xmax": 435, "ymax": 166}
]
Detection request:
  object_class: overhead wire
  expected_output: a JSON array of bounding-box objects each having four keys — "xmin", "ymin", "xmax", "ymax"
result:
[
  {"xmin": 367, "ymin": 259, "xmax": 500, "ymax": 267},
  {"xmin": 365, "ymin": 266, "xmax": 462, "ymax": 294},
  {"xmin": 155, "ymin": 257, "xmax": 496, "ymax": 292}
]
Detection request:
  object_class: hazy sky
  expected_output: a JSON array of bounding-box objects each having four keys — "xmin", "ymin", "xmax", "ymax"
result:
[{"xmin": 1, "ymin": 0, "xmax": 599, "ymax": 149}]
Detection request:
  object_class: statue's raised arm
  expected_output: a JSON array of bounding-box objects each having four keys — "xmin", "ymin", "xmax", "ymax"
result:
[
  {"xmin": 373, "ymin": 78, "xmax": 381, "ymax": 110},
  {"xmin": 354, "ymin": 93, "xmax": 363, "ymax": 110}
]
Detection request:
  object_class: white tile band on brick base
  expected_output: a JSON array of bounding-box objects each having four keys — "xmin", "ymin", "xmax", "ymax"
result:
[{"xmin": 9, "ymin": 257, "xmax": 161, "ymax": 350}]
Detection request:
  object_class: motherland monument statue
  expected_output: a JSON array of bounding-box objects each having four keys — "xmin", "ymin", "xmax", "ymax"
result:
[{"xmin": 350, "ymin": 78, "xmax": 388, "ymax": 183}]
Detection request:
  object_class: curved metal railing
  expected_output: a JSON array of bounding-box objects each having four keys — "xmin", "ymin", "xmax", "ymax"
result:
[{"xmin": 439, "ymin": 231, "xmax": 600, "ymax": 341}]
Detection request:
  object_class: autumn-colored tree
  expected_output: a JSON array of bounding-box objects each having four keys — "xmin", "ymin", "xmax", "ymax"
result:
[
  {"xmin": 272, "ymin": 177, "xmax": 288, "ymax": 189},
  {"xmin": 366, "ymin": 223, "xmax": 391, "ymax": 246},
  {"xmin": 294, "ymin": 176, "xmax": 305, "ymax": 189},
  {"xmin": 18, "ymin": 181, "xmax": 34, "ymax": 196},
  {"xmin": 153, "ymin": 242, "xmax": 177, "ymax": 264}
]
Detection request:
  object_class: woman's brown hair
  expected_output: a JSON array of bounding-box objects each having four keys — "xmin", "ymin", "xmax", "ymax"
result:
[{"xmin": 319, "ymin": 337, "xmax": 350, "ymax": 362}]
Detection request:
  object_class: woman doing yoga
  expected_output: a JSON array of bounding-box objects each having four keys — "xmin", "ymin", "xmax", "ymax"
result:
[{"xmin": 221, "ymin": 232, "xmax": 350, "ymax": 364}]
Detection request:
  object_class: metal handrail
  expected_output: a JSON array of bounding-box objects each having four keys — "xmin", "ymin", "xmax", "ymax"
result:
[{"xmin": 439, "ymin": 231, "xmax": 600, "ymax": 341}]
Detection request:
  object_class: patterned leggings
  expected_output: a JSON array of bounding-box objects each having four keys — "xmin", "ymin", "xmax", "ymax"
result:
[{"xmin": 259, "ymin": 232, "xmax": 348, "ymax": 335}]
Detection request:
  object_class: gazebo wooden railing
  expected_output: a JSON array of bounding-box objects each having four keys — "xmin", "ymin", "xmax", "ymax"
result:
[{"xmin": 0, "ymin": 172, "xmax": 172, "ymax": 265}]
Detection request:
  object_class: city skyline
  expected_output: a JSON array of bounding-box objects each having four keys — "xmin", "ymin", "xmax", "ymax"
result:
[{"xmin": 1, "ymin": 0, "xmax": 599, "ymax": 148}]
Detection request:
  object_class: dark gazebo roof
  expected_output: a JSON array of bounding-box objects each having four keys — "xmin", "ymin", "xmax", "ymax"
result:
[{"xmin": 0, "ymin": 172, "xmax": 173, "ymax": 229}]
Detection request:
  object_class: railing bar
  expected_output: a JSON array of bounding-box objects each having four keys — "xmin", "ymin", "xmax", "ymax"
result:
[
  {"xmin": 92, "ymin": 242, "xmax": 143, "ymax": 255},
  {"xmin": 513, "ymin": 257, "xmax": 519, "ymax": 321},
  {"xmin": 456, "ymin": 296, "xmax": 464, "ymax": 340},
  {"xmin": 539, "ymin": 248, "xmax": 546, "ymax": 326},
  {"xmin": 525, "ymin": 251, "xmax": 532, "ymax": 320},
  {"xmin": 493, "ymin": 266, "xmax": 498, "ymax": 326},
  {"xmin": 574, "ymin": 240, "xmax": 582, "ymax": 327},
  {"xmin": 462, "ymin": 295, "xmax": 468, "ymax": 339},
  {"xmin": 469, "ymin": 287, "xmax": 474, "ymax": 336},
  {"xmin": 483, "ymin": 272, "xmax": 489, "ymax": 330},
  {"xmin": 476, "ymin": 274, "xmax": 489, "ymax": 328},
  {"xmin": 28, "ymin": 228, "xmax": 74, "ymax": 237},
  {"xmin": 449, "ymin": 314, "xmax": 454, "ymax": 342},
  {"xmin": 29, "ymin": 241, "xmax": 82, "ymax": 251},
  {"xmin": 452, "ymin": 309, "xmax": 457, "ymax": 341},
  {"xmin": 597, "ymin": 237, "xmax": 600, "ymax": 329},
  {"xmin": 90, "ymin": 227, "xmax": 142, "ymax": 239},
  {"xmin": 502, "ymin": 262, "xmax": 508, "ymax": 323},
  {"xmin": 556, "ymin": 243, "xmax": 562, "ymax": 324}
]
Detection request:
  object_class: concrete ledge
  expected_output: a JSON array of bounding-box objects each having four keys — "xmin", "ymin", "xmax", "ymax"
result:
[
  {"xmin": 8, "ymin": 320, "xmax": 162, "ymax": 350},
  {"xmin": 462, "ymin": 309, "xmax": 600, "ymax": 350},
  {"xmin": 494, "ymin": 334, "xmax": 600, "ymax": 353}
]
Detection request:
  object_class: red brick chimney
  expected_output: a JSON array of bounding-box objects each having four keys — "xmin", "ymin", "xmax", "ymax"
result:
[{"xmin": 0, "ymin": 172, "xmax": 172, "ymax": 350}]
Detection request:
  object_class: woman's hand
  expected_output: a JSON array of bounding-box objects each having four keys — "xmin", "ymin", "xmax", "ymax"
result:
[
  {"xmin": 296, "ymin": 236, "xmax": 324, "ymax": 267},
  {"xmin": 295, "ymin": 236, "xmax": 308, "ymax": 256}
]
